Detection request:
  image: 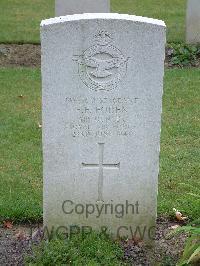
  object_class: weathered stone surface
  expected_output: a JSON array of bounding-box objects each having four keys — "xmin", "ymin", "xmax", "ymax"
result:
[
  {"xmin": 41, "ymin": 13, "xmax": 166, "ymax": 242},
  {"xmin": 186, "ymin": 0, "xmax": 200, "ymax": 44},
  {"xmin": 55, "ymin": 0, "xmax": 110, "ymax": 16}
]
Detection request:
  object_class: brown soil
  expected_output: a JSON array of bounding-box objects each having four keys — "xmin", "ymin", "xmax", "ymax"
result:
[
  {"xmin": 0, "ymin": 218, "xmax": 187, "ymax": 266},
  {"xmin": 0, "ymin": 224, "xmax": 41, "ymax": 266},
  {"xmin": 122, "ymin": 217, "xmax": 188, "ymax": 265},
  {"xmin": 0, "ymin": 44, "xmax": 40, "ymax": 67},
  {"xmin": 0, "ymin": 44, "xmax": 200, "ymax": 68}
]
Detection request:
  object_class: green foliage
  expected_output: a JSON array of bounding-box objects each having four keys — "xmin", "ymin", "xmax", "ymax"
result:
[
  {"xmin": 168, "ymin": 44, "xmax": 200, "ymax": 67},
  {"xmin": 167, "ymin": 220, "xmax": 200, "ymax": 266},
  {"xmin": 26, "ymin": 232, "xmax": 125, "ymax": 265},
  {"xmin": 176, "ymin": 224, "xmax": 200, "ymax": 266}
]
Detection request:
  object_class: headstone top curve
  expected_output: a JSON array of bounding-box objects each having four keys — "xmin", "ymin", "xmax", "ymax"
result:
[{"xmin": 41, "ymin": 13, "xmax": 166, "ymax": 28}]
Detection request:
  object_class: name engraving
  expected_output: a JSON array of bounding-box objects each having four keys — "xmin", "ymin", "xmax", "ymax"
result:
[{"xmin": 66, "ymin": 96, "xmax": 139, "ymax": 138}]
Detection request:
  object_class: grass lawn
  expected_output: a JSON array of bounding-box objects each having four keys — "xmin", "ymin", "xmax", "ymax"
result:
[
  {"xmin": 112, "ymin": 0, "xmax": 186, "ymax": 43},
  {"xmin": 0, "ymin": 68, "xmax": 42, "ymax": 222},
  {"xmin": 0, "ymin": 0, "xmax": 186, "ymax": 43},
  {"xmin": 0, "ymin": 0, "xmax": 54, "ymax": 44},
  {"xmin": 0, "ymin": 68, "xmax": 199, "ymax": 222},
  {"xmin": 159, "ymin": 69, "xmax": 200, "ymax": 219},
  {"xmin": 26, "ymin": 232, "xmax": 125, "ymax": 265}
]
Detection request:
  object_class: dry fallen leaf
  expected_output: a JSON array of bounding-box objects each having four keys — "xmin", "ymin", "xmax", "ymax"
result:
[
  {"xmin": 173, "ymin": 208, "xmax": 188, "ymax": 221},
  {"xmin": 3, "ymin": 221, "xmax": 13, "ymax": 229}
]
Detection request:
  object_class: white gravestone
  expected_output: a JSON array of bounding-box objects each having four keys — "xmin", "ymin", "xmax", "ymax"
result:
[
  {"xmin": 55, "ymin": 0, "xmax": 110, "ymax": 16},
  {"xmin": 186, "ymin": 0, "xmax": 200, "ymax": 44},
  {"xmin": 41, "ymin": 13, "xmax": 166, "ymax": 242}
]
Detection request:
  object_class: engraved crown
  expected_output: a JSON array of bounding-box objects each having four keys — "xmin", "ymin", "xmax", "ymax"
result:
[{"xmin": 95, "ymin": 30, "xmax": 112, "ymax": 46}]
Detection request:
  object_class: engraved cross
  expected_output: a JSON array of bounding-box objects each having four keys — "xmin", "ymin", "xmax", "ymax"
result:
[{"xmin": 82, "ymin": 143, "xmax": 120, "ymax": 202}]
